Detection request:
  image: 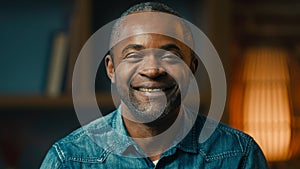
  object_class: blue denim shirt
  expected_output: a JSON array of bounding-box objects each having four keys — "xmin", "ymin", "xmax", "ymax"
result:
[{"xmin": 40, "ymin": 108, "xmax": 269, "ymax": 169}]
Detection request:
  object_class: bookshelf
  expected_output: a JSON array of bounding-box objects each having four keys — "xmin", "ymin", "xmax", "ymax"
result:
[
  {"xmin": 0, "ymin": 0, "xmax": 115, "ymax": 168},
  {"xmin": 0, "ymin": 0, "xmax": 102, "ymax": 106}
]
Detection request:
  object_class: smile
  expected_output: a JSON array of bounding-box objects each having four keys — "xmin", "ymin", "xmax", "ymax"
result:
[
  {"xmin": 138, "ymin": 88, "xmax": 167, "ymax": 92},
  {"xmin": 132, "ymin": 84, "xmax": 177, "ymax": 92},
  {"xmin": 130, "ymin": 84, "xmax": 178, "ymax": 99}
]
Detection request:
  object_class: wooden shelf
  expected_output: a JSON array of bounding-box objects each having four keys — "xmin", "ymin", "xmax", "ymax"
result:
[
  {"xmin": 0, "ymin": 92, "xmax": 114, "ymax": 109},
  {"xmin": 0, "ymin": 95, "xmax": 71, "ymax": 109}
]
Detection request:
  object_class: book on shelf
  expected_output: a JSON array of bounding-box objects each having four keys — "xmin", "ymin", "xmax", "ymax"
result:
[
  {"xmin": 45, "ymin": 32, "xmax": 69, "ymax": 97},
  {"xmin": 65, "ymin": 0, "xmax": 92, "ymax": 94}
]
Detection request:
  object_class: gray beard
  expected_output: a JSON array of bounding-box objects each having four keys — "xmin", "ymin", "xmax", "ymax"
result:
[{"xmin": 124, "ymin": 87, "xmax": 181, "ymax": 124}]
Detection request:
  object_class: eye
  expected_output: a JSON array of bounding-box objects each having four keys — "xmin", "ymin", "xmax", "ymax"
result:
[
  {"xmin": 161, "ymin": 53, "xmax": 182, "ymax": 63},
  {"xmin": 124, "ymin": 53, "xmax": 143, "ymax": 62}
]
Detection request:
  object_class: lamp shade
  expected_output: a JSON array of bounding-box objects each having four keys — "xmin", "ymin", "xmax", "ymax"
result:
[{"xmin": 229, "ymin": 46, "xmax": 300, "ymax": 161}]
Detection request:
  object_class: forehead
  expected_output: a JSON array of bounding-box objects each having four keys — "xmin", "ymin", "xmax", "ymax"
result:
[
  {"xmin": 112, "ymin": 34, "xmax": 190, "ymax": 54},
  {"xmin": 110, "ymin": 12, "xmax": 193, "ymax": 49}
]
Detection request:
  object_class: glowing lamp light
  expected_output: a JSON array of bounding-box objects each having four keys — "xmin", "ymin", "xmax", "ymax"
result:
[{"xmin": 229, "ymin": 46, "xmax": 300, "ymax": 161}]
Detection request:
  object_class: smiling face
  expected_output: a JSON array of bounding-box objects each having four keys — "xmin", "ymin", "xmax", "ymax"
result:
[
  {"xmin": 105, "ymin": 14, "xmax": 197, "ymax": 124},
  {"xmin": 106, "ymin": 34, "xmax": 197, "ymax": 124}
]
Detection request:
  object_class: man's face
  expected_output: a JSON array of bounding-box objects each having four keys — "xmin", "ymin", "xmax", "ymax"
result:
[{"xmin": 106, "ymin": 16, "xmax": 197, "ymax": 124}]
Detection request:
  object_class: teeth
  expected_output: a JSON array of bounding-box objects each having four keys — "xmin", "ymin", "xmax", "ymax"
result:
[{"xmin": 138, "ymin": 88, "xmax": 163, "ymax": 92}]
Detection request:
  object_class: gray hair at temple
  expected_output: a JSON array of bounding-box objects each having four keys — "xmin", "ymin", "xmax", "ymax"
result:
[{"xmin": 109, "ymin": 2, "xmax": 194, "ymax": 57}]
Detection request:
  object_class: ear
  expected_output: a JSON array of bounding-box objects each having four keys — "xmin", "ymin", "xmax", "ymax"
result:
[
  {"xmin": 105, "ymin": 54, "xmax": 115, "ymax": 83},
  {"xmin": 190, "ymin": 55, "xmax": 198, "ymax": 74}
]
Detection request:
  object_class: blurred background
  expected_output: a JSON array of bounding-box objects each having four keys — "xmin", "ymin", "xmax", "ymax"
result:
[{"xmin": 0, "ymin": 0, "xmax": 300, "ymax": 168}]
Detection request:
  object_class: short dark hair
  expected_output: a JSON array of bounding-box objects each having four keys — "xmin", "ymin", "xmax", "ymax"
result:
[
  {"xmin": 109, "ymin": 2, "xmax": 194, "ymax": 59},
  {"xmin": 121, "ymin": 2, "xmax": 181, "ymax": 17}
]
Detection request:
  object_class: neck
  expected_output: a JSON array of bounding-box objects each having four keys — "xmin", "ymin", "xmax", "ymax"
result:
[
  {"xmin": 122, "ymin": 104, "xmax": 180, "ymax": 137},
  {"xmin": 121, "ymin": 103, "xmax": 181, "ymax": 160}
]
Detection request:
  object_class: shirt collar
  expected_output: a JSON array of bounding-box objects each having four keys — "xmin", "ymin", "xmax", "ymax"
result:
[
  {"xmin": 112, "ymin": 105, "xmax": 203, "ymax": 155},
  {"xmin": 175, "ymin": 121, "xmax": 200, "ymax": 154},
  {"xmin": 109, "ymin": 106, "xmax": 136, "ymax": 153},
  {"xmin": 113, "ymin": 106, "xmax": 129, "ymax": 137},
  {"xmin": 173, "ymin": 106, "xmax": 206, "ymax": 154}
]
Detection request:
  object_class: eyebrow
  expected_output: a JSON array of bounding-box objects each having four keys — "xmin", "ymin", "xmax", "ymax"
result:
[
  {"xmin": 122, "ymin": 44, "xmax": 145, "ymax": 55},
  {"xmin": 160, "ymin": 44, "xmax": 181, "ymax": 52},
  {"xmin": 121, "ymin": 43, "xmax": 183, "ymax": 56}
]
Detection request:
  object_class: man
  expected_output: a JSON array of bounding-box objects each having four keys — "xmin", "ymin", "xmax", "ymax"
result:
[{"xmin": 41, "ymin": 2, "xmax": 269, "ymax": 168}]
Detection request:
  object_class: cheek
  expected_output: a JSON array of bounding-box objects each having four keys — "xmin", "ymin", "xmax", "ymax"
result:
[
  {"xmin": 165, "ymin": 64, "xmax": 192, "ymax": 90},
  {"xmin": 114, "ymin": 63, "xmax": 139, "ymax": 85}
]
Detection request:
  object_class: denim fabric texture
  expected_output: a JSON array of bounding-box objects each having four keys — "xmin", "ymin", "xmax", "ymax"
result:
[{"xmin": 40, "ymin": 108, "xmax": 269, "ymax": 169}]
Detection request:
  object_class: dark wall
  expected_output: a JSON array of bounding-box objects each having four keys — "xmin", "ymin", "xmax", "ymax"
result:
[{"xmin": 0, "ymin": 0, "xmax": 207, "ymax": 168}]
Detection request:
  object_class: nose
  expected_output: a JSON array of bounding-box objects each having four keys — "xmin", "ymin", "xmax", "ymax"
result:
[
  {"xmin": 138, "ymin": 56, "xmax": 166, "ymax": 79},
  {"xmin": 139, "ymin": 67, "xmax": 166, "ymax": 79}
]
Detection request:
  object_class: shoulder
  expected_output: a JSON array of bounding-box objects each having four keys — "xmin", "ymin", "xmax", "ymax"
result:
[
  {"xmin": 216, "ymin": 122, "xmax": 258, "ymax": 151},
  {"xmin": 44, "ymin": 110, "xmax": 118, "ymax": 165},
  {"xmin": 197, "ymin": 116, "xmax": 263, "ymax": 161}
]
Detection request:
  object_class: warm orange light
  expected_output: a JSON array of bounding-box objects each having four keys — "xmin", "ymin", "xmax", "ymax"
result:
[{"xmin": 229, "ymin": 47, "xmax": 300, "ymax": 161}]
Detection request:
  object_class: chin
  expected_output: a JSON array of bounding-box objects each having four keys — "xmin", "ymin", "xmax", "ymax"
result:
[{"xmin": 134, "ymin": 98, "xmax": 181, "ymax": 124}]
